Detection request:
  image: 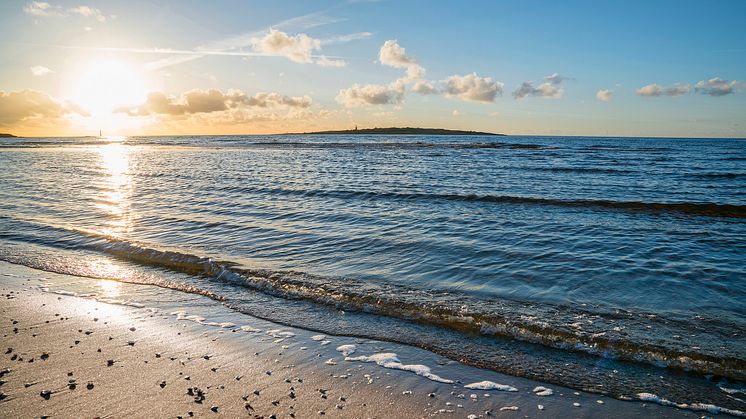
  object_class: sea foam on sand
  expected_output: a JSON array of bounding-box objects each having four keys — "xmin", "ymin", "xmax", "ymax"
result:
[
  {"xmin": 338, "ymin": 347, "xmax": 454, "ymax": 384},
  {"xmin": 464, "ymin": 381, "xmax": 518, "ymax": 392}
]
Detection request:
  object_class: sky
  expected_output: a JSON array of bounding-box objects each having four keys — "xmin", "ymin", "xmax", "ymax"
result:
[{"xmin": 1, "ymin": 0, "xmax": 745, "ymax": 137}]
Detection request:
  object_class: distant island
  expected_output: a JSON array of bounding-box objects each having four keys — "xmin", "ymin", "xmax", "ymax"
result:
[
  {"xmin": 0, "ymin": 133, "xmax": 17, "ymax": 138},
  {"xmin": 287, "ymin": 127, "xmax": 504, "ymax": 136}
]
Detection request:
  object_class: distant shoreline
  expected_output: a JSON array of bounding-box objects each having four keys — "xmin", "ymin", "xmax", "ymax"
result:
[{"xmin": 284, "ymin": 127, "xmax": 505, "ymax": 136}]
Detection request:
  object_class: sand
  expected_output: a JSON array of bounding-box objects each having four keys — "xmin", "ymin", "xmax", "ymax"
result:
[{"xmin": 0, "ymin": 264, "xmax": 706, "ymax": 418}]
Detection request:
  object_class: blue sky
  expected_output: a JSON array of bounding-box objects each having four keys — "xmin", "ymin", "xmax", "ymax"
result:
[{"xmin": 1, "ymin": 0, "xmax": 745, "ymax": 137}]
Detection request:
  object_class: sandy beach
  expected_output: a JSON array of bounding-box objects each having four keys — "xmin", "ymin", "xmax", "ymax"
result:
[{"xmin": 0, "ymin": 263, "xmax": 707, "ymax": 418}]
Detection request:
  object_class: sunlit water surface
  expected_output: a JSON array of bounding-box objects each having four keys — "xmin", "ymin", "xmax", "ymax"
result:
[{"xmin": 1, "ymin": 135, "xmax": 744, "ymax": 410}]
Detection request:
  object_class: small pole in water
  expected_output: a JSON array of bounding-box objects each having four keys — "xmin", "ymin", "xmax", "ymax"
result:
[{"xmin": 99, "ymin": 129, "xmax": 102, "ymax": 138}]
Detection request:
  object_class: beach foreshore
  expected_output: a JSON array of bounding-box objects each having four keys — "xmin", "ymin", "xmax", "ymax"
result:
[{"xmin": 0, "ymin": 264, "xmax": 706, "ymax": 418}]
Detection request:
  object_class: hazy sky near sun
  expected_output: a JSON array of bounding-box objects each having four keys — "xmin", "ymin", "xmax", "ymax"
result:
[{"xmin": 1, "ymin": 0, "xmax": 745, "ymax": 137}]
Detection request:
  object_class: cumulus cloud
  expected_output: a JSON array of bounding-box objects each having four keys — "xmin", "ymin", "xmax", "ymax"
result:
[
  {"xmin": 694, "ymin": 77, "xmax": 743, "ymax": 97},
  {"xmin": 636, "ymin": 83, "xmax": 691, "ymax": 97},
  {"xmin": 443, "ymin": 73, "xmax": 503, "ymax": 103},
  {"xmin": 252, "ymin": 28, "xmax": 321, "ymax": 63},
  {"xmin": 379, "ymin": 40, "xmax": 416, "ymax": 68},
  {"xmin": 116, "ymin": 89, "xmax": 312, "ymax": 116},
  {"xmin": 596, "ymin": 89, "xmax": 613, "ymax": 102},
  {"xmin": 315, "ymin": 55, "xmax": 346, "ymax": 67},
  {"xmin": 30, "ymin": 65, "xmax": 53, "ymax": 76},
  {"xmin": 335, "ymin": 82, "xmax": 405, "ymax": 107},
  {"xmin": 452, "ymin": 109, "xmax": 461, "ymax": 116},
  {"xmin": 512, "ymin": 73, "xmax": 568, "ymax": 100},
  {"xmin": 411, "ymin": 80, "xmax": 438, "ymax": 95},
  {"xmin": 0, "ymin": 90, "xmax": 87, "ymax": 126},
  {"xmin": 379, "ymin": 40, "xmax": 425, "ymax": 82},
  {"xmin": 337, "ymin": 40, "xmax": 436, "ymax": 106}
]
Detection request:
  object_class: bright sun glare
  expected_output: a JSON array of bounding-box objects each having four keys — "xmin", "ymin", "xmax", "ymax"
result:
[{"xmin": 67, "ymin": 59, "xmax": 150, "ymax": 133}]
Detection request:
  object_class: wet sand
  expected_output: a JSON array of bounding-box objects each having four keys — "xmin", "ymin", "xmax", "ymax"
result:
[{"xmin": 0, "ymin": 266, "xmax": 707, "ymax": 418}]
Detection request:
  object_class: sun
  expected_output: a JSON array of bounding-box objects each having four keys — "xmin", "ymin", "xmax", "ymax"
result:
[{"xmin": 66, "ymin": 59, "xmax": 151, "ymax": 133}]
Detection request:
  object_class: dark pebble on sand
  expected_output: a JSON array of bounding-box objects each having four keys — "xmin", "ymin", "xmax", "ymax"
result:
[
  {"xmin": 86, "ymin": 382, "xmax": 94, "ymax": 390},
  {"xmin": 210, "ymin": 405, "xmax": 218, "ymax": 412},
  {"xmin": 107, "ymin": 360, "xmax": 114, "ymax": 367},
  {"xmin": 40, "ymin": 390, "xmax": 51, "ymax": 400},
  {"xmin": 159, "ymin": 381, "xmax": 166, "ymax": 388}
]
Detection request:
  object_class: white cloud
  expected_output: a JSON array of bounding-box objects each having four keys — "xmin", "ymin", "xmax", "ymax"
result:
[
  {"xmin": 379, "ymin": 40, "xmax": 416, "ymax": 68},
  {"xmin": 489, "ymin": 111, "xmax": 500, "ymax": 117},
  {"xmin": 411, "ymin": 80, "xmax": 438, "ymax": 95},
  {"xmin": 336, "ymin": 83, "xmax": 405, "ymax": 107},
  {"xmin": 379, "ymin": 40, "xmax": 425, "ymax": 82},
  {"xmin": 452, "ymin": 109, "xmax": 461, "ymax": 116},
  {"xmin": 544, "ymin": 73, "xmax": 570, "ymax": 85},
  {"xmin": 24, "ymin": 3, "xmax": 106, "ymax": 21},
  {"xmin": 443, "ymin": 73, "xmax": 503, "ymax": 103},
  {"xmin": 69, "ymin": 5, "xmax": 105, "ymax": 21},
  {"xmin": 252, "ymin": 28, "xmax": 321, "ymax": 63},
  {"xmin": 596, "ymin": 89, "xmax": 613, "ymax": 102},
  {"xmin": 513, "ymin": 73, "xmax": 568, "ymax": 100},
  {"xmin": 30, "ymin": 65, "xmax": 53, "ymax": 76},
  {"xmin": 337, "ymin": 40, "xmax": 433, "ymax": 107},
  {"xmin": 116, "ymin": 89, "xmax": 312, "ymax": 116},
  {"xmin": 694, "ymin": 77, "xmax": 743, "ymax": 97},
  {"xmin": 636, "ymin": 83, "xmax": 691, "ymax": 97},
  {"xmin": 315, "ymin": 55, "xmax": 347, "ymax": 67},
  {"xmin": 23, "ymin": 1, "xmax": 57, "ymax": 16}
]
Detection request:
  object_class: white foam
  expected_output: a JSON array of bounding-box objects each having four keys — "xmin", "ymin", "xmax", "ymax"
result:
[
  {"xmin": 344, "ymin": 352, "xmax": 453, "ymax": 384},
  {"xmin": 240, "ymin": 325, "xmax": 262, "ymax": 333},
  {"xmin": 499, "ymin": 406, "xmax": 519, "ymax": 411},
  {"xmin": 636, "ymin": 393, "xmax": 745, "ymax": 416},
  {"xmin": 532, "ymin": 386, "xmax": 553, "ymax": 396},
  {"xmin": 464, "ymin": 381, "xmax": 517, "ymax": 392},
  {"xmin": 204, "ymin": 321, "xmax": 235, "ymax": 328},
  {"xmin": 311, "ymin": 335, "xmax": 327, "ymax": 341},
  {"xmin": 336, "ymin": 344, "xmax": 357, "ymax": 357},
  {"xmin": 170, "ymin": 310, "xmax": 236, "ymax": 328},
  {"xmin": 718, "ymin": 384, "xmax": 746, "ymax": 396},
  {"xmin": 96, "ymin": 297, "xmax": 146, "ymax": 308},
  {"xmin": 266, "ymin": 329, "xmax": 295, "ymax": 338}
]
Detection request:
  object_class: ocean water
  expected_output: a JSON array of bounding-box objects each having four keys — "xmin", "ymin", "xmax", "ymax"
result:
[{"xmin": 1, "ymin": 135, "xmax": 745, "ymax": 410}]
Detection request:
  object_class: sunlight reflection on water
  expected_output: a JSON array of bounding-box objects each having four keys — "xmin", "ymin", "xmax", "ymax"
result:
[{"xmin": 95, "ymin": 142, "xmax": 133, "ymax": 236}]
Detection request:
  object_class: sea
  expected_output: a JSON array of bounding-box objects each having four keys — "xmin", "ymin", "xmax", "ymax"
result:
[{"xmin": 1, "ymin": 134, "xmax": 744, "ymax": 412}]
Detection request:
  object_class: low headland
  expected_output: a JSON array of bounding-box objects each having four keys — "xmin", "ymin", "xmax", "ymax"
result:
[{"xmin": 286, "ymin": 127, "xmax": 504, "ymax": 136}]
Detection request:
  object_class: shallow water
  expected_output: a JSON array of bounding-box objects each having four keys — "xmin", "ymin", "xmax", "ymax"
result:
[{"xmin": 1, "ymin": 134, "xmax": 744, "ymax": 410}]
